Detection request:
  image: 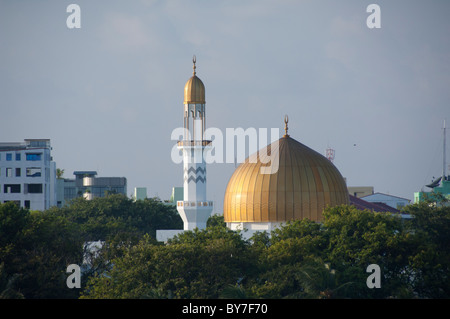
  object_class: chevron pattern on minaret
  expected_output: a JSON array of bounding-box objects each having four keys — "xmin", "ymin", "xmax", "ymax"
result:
[
  {"xmin": 185, "ymin": 175, "xmax": 206, "ymax": 184},
  {"xmin": 184, "ymin": 166, "xmax": 206, "ymax": 183},
  {"xmin": 185, "ymin": 167, "xmax": 206, "ymax": 175}
]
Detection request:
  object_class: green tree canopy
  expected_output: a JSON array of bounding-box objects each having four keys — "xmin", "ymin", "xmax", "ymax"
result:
[
  {"xmin": 402, "ymin": 201, "xmax": 450, "ymax": 298},
  {"xmin": 50, "ymin": 194, "xmax": 183, "ymax": 242},
  {"xmin": 82, "ymin": 223, "xmax": 255, "ymax": 299},
  {"xmin": 2, "ymin": 199, "xmax": 449, "ymax": 299},
  {"xmin": 0, "ymin": 202, "xmax": 83, "ymax": 298}
]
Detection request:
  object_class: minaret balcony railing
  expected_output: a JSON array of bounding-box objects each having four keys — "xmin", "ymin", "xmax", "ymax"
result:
[
  {"xmin": 177, "ymin": 201, "xmax": 214, "ymax": 207},
  {"xmin": 177, "ymin": 140, "xmax": 212, "ymax": 147}
]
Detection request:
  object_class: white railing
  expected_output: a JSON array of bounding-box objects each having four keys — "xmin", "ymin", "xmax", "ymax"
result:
[
  {"xmin": 177, "ymin": 201, "xmax": 213, "ymax": 207},
  {"xmin": 177, "ymin": 140, "xmax": 212, "ymax": 147}
]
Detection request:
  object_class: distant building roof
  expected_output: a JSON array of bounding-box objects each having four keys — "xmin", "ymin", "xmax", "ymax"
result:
[
  {"xmin": 0, "ymin": 139, "xmax": 51, "ymax": 151},
  {"xmin": 349, "ymin": 195, "xmax": 400, "ymax": 213},
  {"xmin": 73, "ymin": 171, "xmax": 98, "ymax": 176},
  {"xmin": 361, "ymin": 192, "xmax": 411, "ymax": 202}
]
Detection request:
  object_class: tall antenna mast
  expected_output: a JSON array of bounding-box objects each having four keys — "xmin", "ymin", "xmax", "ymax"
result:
[{"xmin": 326, "ymin": 146, "xmax": 335, "ymax": 163}]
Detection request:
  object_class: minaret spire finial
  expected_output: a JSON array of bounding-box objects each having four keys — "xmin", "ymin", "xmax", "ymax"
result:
[
  {"xmin": 193, "ymin": 55, "xmax": 197, "ymax": 76},
  {"xmin": 284, "ymin": 115, "xmax": 289, "ymax": 137}
]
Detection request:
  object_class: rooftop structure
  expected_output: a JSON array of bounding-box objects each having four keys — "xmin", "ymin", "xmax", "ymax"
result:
[
  {"xmin": 57, "ymin": 170, "xmax": 127, "ymax": 206},
  {"xmin": 134, "ymin": 187, "xmax": 147, "ymax": 201},
  {"xmin": 348, "ymin": 186, "xmax": 374, "ymax": 198},
  {"xmin": 414, "ymin": 120, "xmax": 450, "ymax": 205}
]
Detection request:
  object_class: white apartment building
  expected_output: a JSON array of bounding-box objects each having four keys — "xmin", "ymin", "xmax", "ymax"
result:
[{"xmin": 0, "ymin": 139, "xmax": 56, "ymax": 211}]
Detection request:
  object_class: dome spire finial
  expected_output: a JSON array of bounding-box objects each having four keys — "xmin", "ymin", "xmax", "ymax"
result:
[
  {"xmin": 192, "ymin": 55, "xmax": 197, "ymax": 76},
  {"xmin": 284, "ymin": 115, "xmax": 289, "ymax": 137}
]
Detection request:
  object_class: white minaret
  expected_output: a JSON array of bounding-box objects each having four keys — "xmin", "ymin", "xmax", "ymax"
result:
[{"xmin": 176, "ymin": 56, "xmax": 213, "ymax": 230}]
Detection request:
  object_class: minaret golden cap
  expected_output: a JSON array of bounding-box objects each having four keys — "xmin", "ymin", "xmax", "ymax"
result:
[{"xmin": 184, "ymin": 55, "xmax": 205, "ymax": 104}]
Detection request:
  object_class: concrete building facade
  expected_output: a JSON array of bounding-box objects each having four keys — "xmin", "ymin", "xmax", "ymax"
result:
[
  {"xmin": 134, "ymin": 187, "xmax": 147, "ymax": 201},
  {"xmin": 0, "ymin": 139, "xmax": 56, "ymax": 211}
]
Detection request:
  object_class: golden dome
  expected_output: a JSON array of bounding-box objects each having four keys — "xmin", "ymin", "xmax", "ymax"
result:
[
  {"xmin": 184, "ymin": 56, "xmax": 205, "ymax": 104},
  {"xmin": 223, "ymin": 132, "xmax": 349, "ymax": 223}
]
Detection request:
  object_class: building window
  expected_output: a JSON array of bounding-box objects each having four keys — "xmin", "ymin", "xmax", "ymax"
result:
[
  {"xmin": 26, "ymin": 183, "xmax": 43, "ymax": 194},
  {"xmin": 16, "ymin": 153, "xmax": 21, "ymax": 161},
  {"xmin": 24, "ymin": 200, "xmax": 30, "ymax": 209},
  {"xmin": 26, "ymin": 153, "xmax": 42, "ymax": 161},
  {"xmin": 6, "ymin": 168, "xmax": 12, "ymax": 177},
  {"xmin": 64, "ymin": 187, "xmax": 76, "ymax": 196},
  {"xmin": 26, "ymin": 167, "xmax": 42, "ymax": 177},
  {"xmin": 6, "ymin": 153, "xmax": 12, "ymax": 161},
  {"xmin": 4, "ymin": 184, "xmax": 21, "ymax": 193},
  {"xmin": 16, "ymin": 168, "xmax": 21, "ymax": 177}
]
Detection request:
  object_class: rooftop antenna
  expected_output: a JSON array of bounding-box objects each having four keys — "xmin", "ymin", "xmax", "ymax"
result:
[{"xmin": 326, "ymin": 146, "xmax": 335, "ymax": 163}]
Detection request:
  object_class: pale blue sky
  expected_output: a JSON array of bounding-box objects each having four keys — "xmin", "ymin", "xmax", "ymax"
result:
[{"xmin": 1, "ymin": 0, "xmax": 449, "ymax": 211}]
